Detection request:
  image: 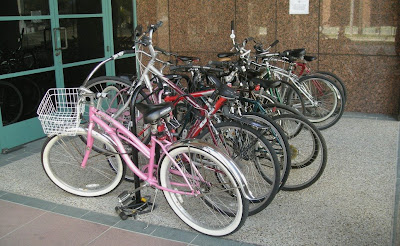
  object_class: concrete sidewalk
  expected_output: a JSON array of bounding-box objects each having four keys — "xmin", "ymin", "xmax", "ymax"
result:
[{"xmin": 0, "ymin": 113, "xmax": 399, "ymax": 246}]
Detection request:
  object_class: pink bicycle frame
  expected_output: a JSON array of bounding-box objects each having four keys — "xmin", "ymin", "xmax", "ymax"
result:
[{"xmin": 80, "ymin": 105, "xmax": 202, "ymax": 196}]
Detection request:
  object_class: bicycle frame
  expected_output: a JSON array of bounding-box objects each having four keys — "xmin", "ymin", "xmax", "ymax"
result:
[
  {"xmin": 261, "ymin": 62, "xmax": 317, "ymax": 105},
  {"xmin": 82, "ymin": 105, "xmax": 204, "ymax": 196},
  {"xmin": 293, "ymin": 62, "xmax": 310, "ymax": 76},
  {"xmin": 77, "ymin": 100, "xmax": 254, "ymax": 200},
  {"xmin": 162, "ymin": 86, "xmax": 275, "ymax": 143}
]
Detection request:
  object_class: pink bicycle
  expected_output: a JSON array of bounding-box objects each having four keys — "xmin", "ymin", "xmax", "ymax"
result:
[{"xmin": 37, "ymin": 86, "xmax": 253, "ymax": 236}]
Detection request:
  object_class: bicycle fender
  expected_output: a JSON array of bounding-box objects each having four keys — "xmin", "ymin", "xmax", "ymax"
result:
[{"xmin": 162, "ymin": 139, "xmax": 256, "ymax": 201}]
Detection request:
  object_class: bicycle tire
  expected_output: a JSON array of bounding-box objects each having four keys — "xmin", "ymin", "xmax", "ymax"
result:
[
  {"xmin": 272, "ymin": 114, "xmax": 328, "ymax": 191},
  {"xmin": 263, "ymin": 103, "xmax": 303, "ymax": 117},
  {"xmin": 314, "ymin": 71, "xmax": 347, "ymax": 102},
  {"xmin": 242, "ymin": 112, "xmax": 291, "ymax": 190},
  {"xmin": 298, "ymin": 74, "xmax": 344, "ymax": 129},
  {"xmin": 0, "ymin": 80, "xmax": 23, "ymax": 125},
  {"xmin": 266, "ymin": 80, "xmax": 306, "ymax": 115},
  {"xmin": 159, "ymin": 145, "xmax": 248, "ymax": 236},
  {"xmin": 262, "ymin": 103, "xmax": 304, "ymax": 138},
  {"xmin": 83, "ymin": 76, "xmax": 132, "ymax": 122},
  {"xmin": 197, "ymin": 121, "xmax": 280, "ymax": 215},
  {"xmin": 84, "ymin": 76, "xmax": 153, "ymax": 142},
  {"xmin": 41, "ymin": 128, "xmax": 125, "ymax": 197}
]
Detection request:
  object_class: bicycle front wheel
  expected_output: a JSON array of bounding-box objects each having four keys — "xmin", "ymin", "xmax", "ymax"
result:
[
  {"xmin": 41, "ymin": 129, "xmax": 125, "ymax": 197},
  {"xmin": 159, "ymin": 145, "xmax": 249, "ymax": 236}
]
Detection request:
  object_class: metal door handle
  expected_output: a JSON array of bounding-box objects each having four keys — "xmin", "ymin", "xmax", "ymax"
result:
[{"xmin": 53, "ymin": 27, "xmax": 68, "ymax": 51}]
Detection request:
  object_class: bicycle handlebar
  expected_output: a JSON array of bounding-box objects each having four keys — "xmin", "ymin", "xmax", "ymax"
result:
[
  {"xmin": 151, "ymin": 21, "xmax": 163, "ymax": 32},
  {"xmin": 270, "ymin": 40, "xmax": 279, "ymax": 48},
  {"xmin": 169, "ymin": 65, "xmax": 224, "ymax": 73},
  {"xmin": 208, "ymin": 60, "xmax": 230, "ymax": 68},
  {"xmin": 154, "ymin": 46, "xmax": 178, "ymax": 57},
  {"xmin": 79, "ymin": 86, "xmax": 108, "ymax": 100}
]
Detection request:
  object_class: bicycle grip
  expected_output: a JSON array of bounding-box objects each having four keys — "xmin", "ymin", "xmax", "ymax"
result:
[
  {"xmin": 123, "ymin": 49, "xmax": 136, "ymax": 55},
  {"xmin": 169, "ymin": 65, "xmax": 192, "ymax": 72},
  {"xmin": 270, "ymin": 40, "xmax": 279, "ymax": 48},
  {"xmin": 208, "ymin": 60, "xmax": 227, "ymax": 68},
  {"xmin": 154, "ymin": 46, "xmax": 168, "ymax": 55},
  {"xmin": 152, "ymin": 21, "xmax": 163, "ymax": 31}
]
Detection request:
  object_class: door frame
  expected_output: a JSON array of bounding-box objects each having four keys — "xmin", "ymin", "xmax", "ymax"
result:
[{"xmin": 0, "ymin": 0, "xmax": 137, "ymax": 153}]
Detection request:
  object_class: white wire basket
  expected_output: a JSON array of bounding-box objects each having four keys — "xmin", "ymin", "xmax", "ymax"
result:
[{"xmin": 37, "ymin": 88, "xmax": 83, "ymax": 136}]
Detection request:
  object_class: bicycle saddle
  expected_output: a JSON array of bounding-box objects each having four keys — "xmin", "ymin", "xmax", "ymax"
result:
[
  {"xmin": 135, "ymin": 102, "xmax": 173, "ymax": 124},
  {"xmin": 217, "ymin": 52, "xmax": 238, "ymax": 58},
  {"xmin": 246, "ymin": 69, "xmax": 262, "ymax": 78},
  {"xmin": 250, "ymin": 78, "xmax": 281, "ymax": 89},
  {"xmin": 304, "ymin": 55, "xmax": 317, "ymax": 62},
  {"xmin": 177, "ymin": 56, "xmax": 200, "ymax": 63},
  {"xmin": 281, "ymin": 48, "xmax": 306, "ymax": 61},
  {"xmin": 207, "ymin": 76, "xmax": 239, "ymax": 99},
  {"xmin": 165, "ymin": 74, "xmax": 183, "ymax": 80}
]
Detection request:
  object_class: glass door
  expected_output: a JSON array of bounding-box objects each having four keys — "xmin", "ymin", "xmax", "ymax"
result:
[
  {"xmin": 0, "ymin": 0, "xmax": 115, "ymax": 152},
  {"xmin": 0, "ymin": 0, "xmax": 56, "ymax": 153},
  {"xmin": 54, "ymin": 0, "xmax": 110, "ymax": 88}
]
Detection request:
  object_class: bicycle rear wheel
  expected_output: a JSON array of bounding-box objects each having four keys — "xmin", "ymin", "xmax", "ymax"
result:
[
  {"xmin": 159, "ymin": 145, "xmax": 249, "ymax": 236},
  {"xmin": 273, "ymin": 114, "xmax": 327, "ymax": 191},
  {"xmin": 266, "ymin": 80, "xmax": 305, "ymax": 114},
  {"xmin": 298, "ymin": 74, "xmax": 344, "ymax": 129},
  {"xmin": 242, "ymin": 112, "xmax": 291, "ymax": 190},
  {"xmin": 314, "ymin": 71, "xmax": 347, "ymax": 102},
  {"xmin": 197, "ymin": 121, "xmax": 280, "ymax": 215},
  {"xmin": 41, "ymin": 128, "xmax": 125, "ymax": 197}
]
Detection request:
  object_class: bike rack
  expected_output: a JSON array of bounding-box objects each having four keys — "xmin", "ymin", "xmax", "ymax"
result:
[{"xmin": 115, "ymin": 83, "xmax": 155, "ymax": 219}]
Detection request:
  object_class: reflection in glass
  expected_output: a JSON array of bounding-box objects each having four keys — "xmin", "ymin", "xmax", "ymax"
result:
[
  {"xmin": 63, "ymin": 64, "xmax": 105, "ymax": 88},
  {"xmin": 0, "ymin": 72, "xmax": 55, "ymax": 126},
  {"xmin": 60, "ymin": 18, "xmax": 104, "ymax": 64},
  {"xmin": 112, "ymin": 0, "xmax": 134, "ymax": 52},
  {"xmin": 321, "ymin": 0, "xmax": 397, "ymax": 42},
  {"xmin": 0, "ymin": 0, "xmax": 49, "ymax": 16},
  {"xmin": 115, "ymin": 57, "xmax": 137, "ymax": 78},
  {"xmin": 112, "ymin": 0, "xmax": 136, "ymax": 77},
  {"xmin": 58, "ymin": 0, "xmax": 102, "ymax": 15},
  {"xmin": 0, "ymin": 20, "xmax": 53, "ymax": 75}
]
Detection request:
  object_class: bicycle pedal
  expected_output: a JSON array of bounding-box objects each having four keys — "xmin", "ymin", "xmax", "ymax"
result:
[
  {"xmin": 168, "ymin": 118, "xmax": 180, "ymax": 129},
  {"xmin": 117, "ymin": 191, "xmax": 132, "ymax": 204}
]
